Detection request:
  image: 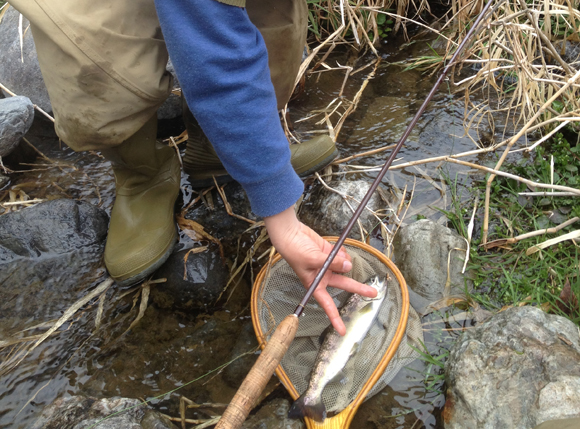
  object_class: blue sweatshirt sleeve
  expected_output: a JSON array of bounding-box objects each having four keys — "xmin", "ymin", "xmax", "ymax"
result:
[{"xmin": 154, "ymin": 0, "xmax": 305, "ymax": 218}]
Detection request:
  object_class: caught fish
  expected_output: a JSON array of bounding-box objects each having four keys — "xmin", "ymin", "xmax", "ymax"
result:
[{"xmin": 288, "ymin": 276, "xmax": 388, "ymax": 422}]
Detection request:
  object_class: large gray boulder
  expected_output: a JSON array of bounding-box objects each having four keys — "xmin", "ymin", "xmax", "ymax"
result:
[
  {"xmin": 31, "ymin": 396, "xmax": 176, "ymax": 429},
  {"xmin": 0, "ymin": 95, "xmax": 34, "ymax": 156},
  {"xmin": 0, "ymin": 7, "xmax": 181, "ymax": 120},
  {"xmin": 0, "ymin": 8, "xmax": 51, "ymax": 112},
  {"xmin": 444, "ymin": 306, "xmax": 580, "ymax": 429},
  {"xmin": 393, "ymin": 219, "xmax": 471, "ymax": 301},
  {"xmin": 0, "ymin": 199, "xmax": 108, "ymax": 331},
  {"xmin": 300, "ymin": 180, "xmax": 382, "ymax": 240}
]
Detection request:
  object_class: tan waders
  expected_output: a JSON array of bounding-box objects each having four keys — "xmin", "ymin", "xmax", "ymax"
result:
[
  {"xmin": 11, "ymin": 0, "xmax": 334, "ymax": 284},
  {"xmin": 101, "ymin": 115, "xmax": 180, "ymax": 286}
]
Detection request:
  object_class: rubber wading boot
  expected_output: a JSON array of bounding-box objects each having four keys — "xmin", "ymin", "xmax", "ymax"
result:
[
  {"xmin": 101, "ymin": 115, "xmax": 180, "ymax": 286},
  {"xmin": 182, "ymin": 106, "xmax": 339, "ymax": 188}
]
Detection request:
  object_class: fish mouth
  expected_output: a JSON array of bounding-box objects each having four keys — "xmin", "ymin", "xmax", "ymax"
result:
[{"xmin": 361, "ymin": 276, "xmax": 387, "ymax": 301}]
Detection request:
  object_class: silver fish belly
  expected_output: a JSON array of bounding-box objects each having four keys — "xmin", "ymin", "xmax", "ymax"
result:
[{"xmin": 288, "ymin": 276, "xmax": 387, "ymax": 422}]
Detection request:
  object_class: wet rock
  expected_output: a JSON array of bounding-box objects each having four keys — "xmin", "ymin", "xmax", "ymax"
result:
[
  {"xmin": 223, "ymin": 319, "xmax": 260, "ymax": 388},
  {"xmin": 300, "ymin": 180, "xmax": 381, "ymax": 240},
  {"xmin": 242, "ymin": 399, "xmax": 305, "ymax": 429},
  {"xmin": 0, "ymin": 199, "xmax": 108, "ymax": 328},
  {"xmin": 0, "ymin": 9, "xmax": 51, "ymax": 112},
  {"xmin": 182, "ymin": 182, "xmax": 257, "ymax": 253},
  {"xmin": 141, "ymin": 411, "xmax": 177, "ymax": 429},
  {"xmin": 444, "ymin": 306, "xmax": 580, "ymax": 429},
  {"xmin": 393, "ymin": 219, "xmax": 472, "ymax": 301},
  {"xmin": 0, "ymin": 96, "xmax": 35, "ymax": 157},
  {"xmin": 151, "ymin": 242, "xmax": 228, "ymax": 310},
  {"xmin": 31, "ymin": 395, "xmax": 177, "ymax": 429}
]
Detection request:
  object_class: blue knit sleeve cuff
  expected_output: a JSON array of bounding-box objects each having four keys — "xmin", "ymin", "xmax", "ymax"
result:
[{"xmin": 242, "ymin": 163, "xmax": 304, "ymax": 218}]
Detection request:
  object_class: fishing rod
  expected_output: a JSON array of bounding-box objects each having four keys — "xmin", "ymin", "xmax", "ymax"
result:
[{"xmin": 216, "ymin": 1, "xmax": 496, "ymax": 427}]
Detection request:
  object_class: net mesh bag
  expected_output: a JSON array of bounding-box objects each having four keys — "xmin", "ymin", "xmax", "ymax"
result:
[{"xmin": 253, "ymin": 239, "xmax": 424, "ymax": 415}]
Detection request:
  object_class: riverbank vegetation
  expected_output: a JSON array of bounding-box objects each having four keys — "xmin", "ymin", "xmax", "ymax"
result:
[{"xmin": 300, "ymin": 0, "xmax": 579, "ymax": 325}]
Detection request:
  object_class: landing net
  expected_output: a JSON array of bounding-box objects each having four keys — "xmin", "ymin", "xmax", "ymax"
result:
[{"xmin": 252, "ymin": 238, "xmax": 424, "ymax": 415}]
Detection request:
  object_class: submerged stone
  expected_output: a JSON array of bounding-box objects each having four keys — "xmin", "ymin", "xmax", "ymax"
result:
[
  {"xmin": 242, "ymin": 398, "xmax": 305, "ymax": 429},
  {"xmin": 31, "ymin": 395, "xmax": 177, "ymax": 429},
  {"xmin": 222, "ymin": 319, "xmax": 259, "ymax": 388},
  {"xmin": 0, "ymin": 199, "xmax": 108, "ymax": 330}
]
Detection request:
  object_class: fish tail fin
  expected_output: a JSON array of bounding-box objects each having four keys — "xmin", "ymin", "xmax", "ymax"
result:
[{"xmin": 288, "ymin": 394, "xmax": 327, "ymax": 422}]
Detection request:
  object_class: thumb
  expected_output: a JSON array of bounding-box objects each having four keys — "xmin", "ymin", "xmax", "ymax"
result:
[{"xmin": 309, "ymin": 251, "xmax": 352, "ymax": 273}]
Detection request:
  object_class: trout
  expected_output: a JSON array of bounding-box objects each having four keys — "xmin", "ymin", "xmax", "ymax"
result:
[{"xmin": 288, "ymin": 276, "xmax": 388, "ymax": 422}]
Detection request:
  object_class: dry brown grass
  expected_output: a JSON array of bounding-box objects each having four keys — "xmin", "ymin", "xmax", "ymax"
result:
[
  {"xmin": 442, "ymin": 0, "xmax": 580, "ymax": 242},
  {"xmin": 304, "ymin": 0, "xmax": 580, "ymax": 245}
]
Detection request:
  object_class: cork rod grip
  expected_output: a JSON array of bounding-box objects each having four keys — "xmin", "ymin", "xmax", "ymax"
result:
[{"xmin": 216, "ymin": 314, "xmax": 299, "ymax": 429}]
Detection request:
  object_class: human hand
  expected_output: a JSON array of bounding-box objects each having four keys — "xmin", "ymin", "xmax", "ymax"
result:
[{"xmin": 264, "ymin": 206, "xmax": 377, "ymax": 336}]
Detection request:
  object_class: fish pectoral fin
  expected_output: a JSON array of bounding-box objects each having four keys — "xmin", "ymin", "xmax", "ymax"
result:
[
  {"xmin": 318, "ymin": 324, "xmax": 333, "ymax": 346},
  {"xmin": 359, "ymin": 302, "xmax": 374, "ymax": 315}
]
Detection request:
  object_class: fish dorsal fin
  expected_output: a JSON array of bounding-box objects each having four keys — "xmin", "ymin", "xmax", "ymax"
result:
[{"xmin": 318, "ymin": 324, "xmax": 333, "ymax": 346}]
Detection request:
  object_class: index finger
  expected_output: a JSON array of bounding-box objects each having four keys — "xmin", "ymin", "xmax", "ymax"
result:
[{"xmin": 326, "ymin": 273, "xmax": 377, "ymax": 298}]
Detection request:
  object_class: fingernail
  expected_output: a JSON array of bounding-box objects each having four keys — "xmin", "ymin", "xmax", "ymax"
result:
[{"xmin": 342, "ymin": 260, "xmax": 352, "ymax": 271}]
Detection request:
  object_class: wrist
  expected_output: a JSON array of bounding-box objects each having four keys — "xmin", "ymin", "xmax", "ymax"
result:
[{"xmin": 264, "ymin": 206, "xmax": 300, "ymax": 251}]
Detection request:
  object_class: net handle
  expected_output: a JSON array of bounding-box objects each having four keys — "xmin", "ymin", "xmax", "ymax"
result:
[
  {"xmin": 215, "ymin": 314, "xmax": 299, "ymax": 429},
  {"xmin": 251, "ymin": 238, "xmax": 409, "ymax": 427}
]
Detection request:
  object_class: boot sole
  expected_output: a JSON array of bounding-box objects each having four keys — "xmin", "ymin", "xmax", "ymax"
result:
[{"xmin": 114, "ymin": 228, "xmax": 177, "ymax": 287}]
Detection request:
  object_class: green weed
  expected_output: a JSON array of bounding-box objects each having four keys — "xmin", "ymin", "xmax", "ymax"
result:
[
  {"xmin": 409, "ymin": 339, "xmax": 450, "ymax": 393},
  {"xmin": 440, "ymin": 129, "xmax": 580, "ymax": 326}
]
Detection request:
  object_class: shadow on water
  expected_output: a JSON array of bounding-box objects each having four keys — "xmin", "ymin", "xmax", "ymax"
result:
[{"xmin": 0, "ymin": 33, "xmax": 517, "ymax": 428}]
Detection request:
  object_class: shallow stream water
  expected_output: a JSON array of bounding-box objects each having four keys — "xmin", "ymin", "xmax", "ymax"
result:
[{"xmin": 0, "ymin": 32, "xmax": 522, "ymax": 428}]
